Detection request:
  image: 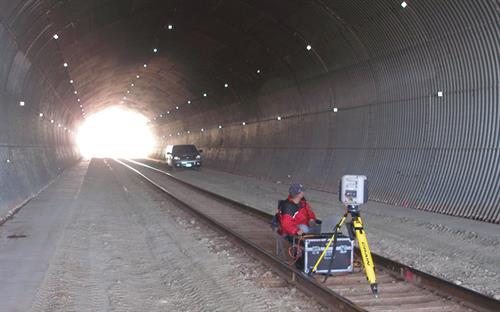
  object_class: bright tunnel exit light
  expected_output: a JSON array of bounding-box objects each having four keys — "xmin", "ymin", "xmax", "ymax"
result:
[{"xmin": 77, "ymin": 107, "xmax": 155, "ymax": 159}]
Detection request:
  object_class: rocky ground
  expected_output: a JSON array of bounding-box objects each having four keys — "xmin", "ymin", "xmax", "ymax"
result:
[{"xmin": 26, "ymin": 159, "xmax": 327, "ymax": 312}]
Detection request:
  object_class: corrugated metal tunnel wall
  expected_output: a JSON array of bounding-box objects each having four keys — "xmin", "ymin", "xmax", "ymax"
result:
[
  {"xmin": 0, "ymin": 0, "xmax": 498, "ymax": 224},
  {"xmin": 157, "ymin": 1, "xmax": 500, "ymax": 223},
  {"xmin": 0, "ymin": 3, "xmax": 79, "ymax": 221}
]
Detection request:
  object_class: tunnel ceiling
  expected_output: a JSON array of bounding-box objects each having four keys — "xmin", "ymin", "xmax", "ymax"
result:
[
  {"xmin": 24, "ymin": 0, "xmax": 350, "ymax": 119},
  {"xmin": 5, "ymin": 0, "xmax": 498, "ymax": 122},
  {"xmin": 1, "ymin": 0, "xmax": 499, "ymax": 223}
]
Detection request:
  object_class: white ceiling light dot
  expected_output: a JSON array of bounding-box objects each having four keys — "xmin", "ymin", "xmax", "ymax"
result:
[
  {"xmin": 63, "ymin": 62, "xmax": 68, "ymax": 67},
  {"xmin": 153, "ymin": 48, "xmax": 158, "ymax": 53},
  {"xmin": 437, "ymin": 91, "xmax": 443, "ymax": 97},
  {"xmin": 277, "ymin": 116, "xmax": 282, "ymax": 121},
  {"xmin": 401, "ymin": 1, "xmax": 408, "ymax": 8},
  {"xmin": 306, "ymin": 44, "xmax": 312, "ymax": 50},
  {"xmin": 333, "ymin": 107, "xmax": 338, "ymax": 112},
  {"xmin": 19, "ymin": 101, "xmax": 25, "ymax": 106},
  {"xmin": 224, "ymin": 83, "xmax": 229, "ymax": 88},
  {"xmin": 39, "ymin": 113, "xmax": 43, "ymax": 117},
  {"xmin": 168, "ymin": 24, "xmax": 173, "ymax": 30},
  {"xmin": 53, "ymin": 34, "xmax": 59, "ymax": 40}
]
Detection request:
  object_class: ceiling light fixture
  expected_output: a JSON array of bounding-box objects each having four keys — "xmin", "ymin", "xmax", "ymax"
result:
[
  {"xmin": 63, "ymin": 62, "xmax": 68, "ymax": 67},
  {"xmin": 19, "ymin": 101, "xmax": 25, "ymax": 106},
  {"xmin": 53, "ymin": 34, "xmax": 59, "ymax": 40},
  {"xmin": 401, "ymin": 1, "xmax": 408, "ymax": 8},
  {"xmin": 306, "ymin": 45, "xmax": 312, "ymax": 50}
]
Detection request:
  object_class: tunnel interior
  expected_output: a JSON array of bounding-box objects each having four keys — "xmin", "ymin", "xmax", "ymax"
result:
[{"xmin": 0, "ymin": 0, "xmax": 499, "ymax": 223}]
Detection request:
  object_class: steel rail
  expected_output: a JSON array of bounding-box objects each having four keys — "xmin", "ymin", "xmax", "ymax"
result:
[
  {"xmin": 118, "ymin": 158, "xmax": 500, "ymax": 312},
  {"xmin": 115, "ymin": 158, "xmax": 365, "ymax": 312}
]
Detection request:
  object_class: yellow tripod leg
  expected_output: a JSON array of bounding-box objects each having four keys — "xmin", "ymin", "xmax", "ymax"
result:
[
  {"xmin": 309, "ymin": 214, "xmax": 347, "ymax": 275},
  {"xmin": 353, "ymin": 216, "xmax": 378, "ymax": 296}
]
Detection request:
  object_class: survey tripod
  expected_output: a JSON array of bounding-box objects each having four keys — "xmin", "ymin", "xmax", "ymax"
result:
[{"xmin": 308, "ymin": 205, "xmax": 378, "ymax": 297}]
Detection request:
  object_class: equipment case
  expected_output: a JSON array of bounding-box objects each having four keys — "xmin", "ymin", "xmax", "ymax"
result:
[{"xmin": 303, "ymin": 234, "xmax": 354, "ymax": 274}]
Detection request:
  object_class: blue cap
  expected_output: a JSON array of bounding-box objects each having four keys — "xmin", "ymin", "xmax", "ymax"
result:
[{"xmin": 289, "ymin": 182, "xmax": 306, "ymax": 197}]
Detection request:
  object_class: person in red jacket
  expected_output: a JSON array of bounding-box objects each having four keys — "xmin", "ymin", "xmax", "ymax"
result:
[{"xmin": 279, "ymin": 182, "xmax": 317, "ymax": 236}]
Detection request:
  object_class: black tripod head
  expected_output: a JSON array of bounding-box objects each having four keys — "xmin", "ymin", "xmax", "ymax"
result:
[{"xmin": 347, "ymin": 205, "xmax": 360, "ymax": 214}]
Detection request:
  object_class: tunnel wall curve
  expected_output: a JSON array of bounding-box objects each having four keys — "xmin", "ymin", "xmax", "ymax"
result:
[
  {"xmin": 0, "ymin": 4, "xmax": 80, "ymax": 220},
  {"xmin": 158, "ymin": 0, "xmax": 500, "ymax": 223}
]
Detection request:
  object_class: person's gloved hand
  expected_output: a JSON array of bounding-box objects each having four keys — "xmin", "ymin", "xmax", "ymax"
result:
[{"xmin": 309, "ymin": 219, "xmax": 320, "ymax": 226}]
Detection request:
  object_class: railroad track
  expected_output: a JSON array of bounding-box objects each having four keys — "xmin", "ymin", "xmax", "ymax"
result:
[{"xmin": 116, "ymin": 158, "xmax": 500, "ymax": 312}]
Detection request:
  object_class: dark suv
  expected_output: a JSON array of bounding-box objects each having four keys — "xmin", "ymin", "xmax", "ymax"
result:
[{"xmin": 165, "ymin": 144, "xmax": 202, "ymax": 169}]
